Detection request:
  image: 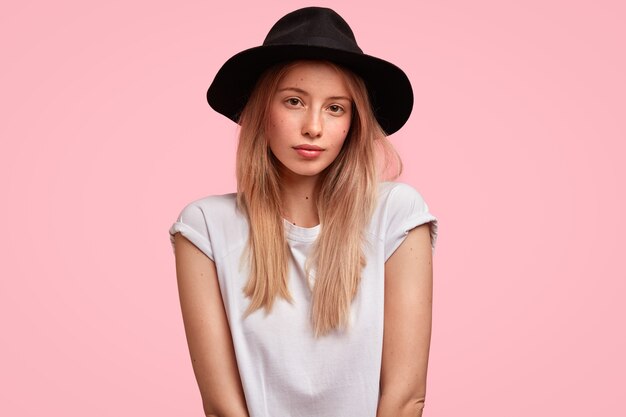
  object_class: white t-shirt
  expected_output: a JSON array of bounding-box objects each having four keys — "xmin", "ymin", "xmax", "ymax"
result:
[{"xmin": 168, "ymin": 181, "xmax": 438, "ymax": 417}]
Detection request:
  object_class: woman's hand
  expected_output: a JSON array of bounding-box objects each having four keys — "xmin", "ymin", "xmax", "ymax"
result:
[
  {"xmin": 174, "ymin": 233, "xmax": 250, "ymax": 417},
  {"xmin": 377, "ymin": 223, "xmax": 434, "ymax": 417}
]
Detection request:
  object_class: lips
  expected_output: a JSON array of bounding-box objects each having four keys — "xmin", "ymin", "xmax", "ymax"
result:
[
  {"xmin": 293, "ymin": 144, "xmax": 324, "ymax": 158},
  {"xmin": 293, "ymin": 144, "xmax": 324, "ymax": 151}
]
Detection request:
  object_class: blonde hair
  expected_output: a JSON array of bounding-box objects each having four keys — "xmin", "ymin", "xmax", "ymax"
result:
[{"xmin": 235, "ymin": 60, "xmax": 402, "ymax": 337}]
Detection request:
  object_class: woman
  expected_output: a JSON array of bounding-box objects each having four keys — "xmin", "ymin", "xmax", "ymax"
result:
[{"xmin": 169, "ymin": 7, "xmax": 438, "ymax": 417}]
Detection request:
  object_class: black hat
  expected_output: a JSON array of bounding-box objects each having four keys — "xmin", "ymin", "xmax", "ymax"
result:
[{"xmin": 207, "ymin": 7, "xmax": 413, "ymax": 135}]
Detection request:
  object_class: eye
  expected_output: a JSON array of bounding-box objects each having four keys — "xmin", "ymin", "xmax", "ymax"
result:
[
  {"xmin": 285, "ymin": 97, "xmax": 303, "ymax": 107},
  {"xmin": 328, "ymin": 104, "xmax": 345, "ymax": 114}
]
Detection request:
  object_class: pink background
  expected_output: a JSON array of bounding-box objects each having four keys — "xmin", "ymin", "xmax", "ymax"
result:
[{"xmin": 1, "ymin": 0, "xmax": 624, "ymax": 415}]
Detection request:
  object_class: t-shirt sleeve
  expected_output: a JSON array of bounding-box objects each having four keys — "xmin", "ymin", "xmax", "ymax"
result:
[
  {"xmin": 169, "ymin": 202, "xmax": 214, "ymax": 261},
  {"xmin": 384, "ymin": 183, "xmax": 439, "ymax": 262}
]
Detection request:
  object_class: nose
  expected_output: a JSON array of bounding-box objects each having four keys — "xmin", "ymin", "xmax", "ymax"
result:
[{"xmin": 302, "ymin": 110, "xmax": 322, "ymax": 138}]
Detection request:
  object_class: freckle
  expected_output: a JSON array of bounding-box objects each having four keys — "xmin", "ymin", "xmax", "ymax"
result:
[{"xmin": 305, "ymin": 196, "xmax": 309, "ymax": 200}]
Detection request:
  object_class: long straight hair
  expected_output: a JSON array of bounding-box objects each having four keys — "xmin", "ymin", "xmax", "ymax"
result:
[{"xmin": 235, "ymin": 60, "xmax": 402, "ymax": 337}]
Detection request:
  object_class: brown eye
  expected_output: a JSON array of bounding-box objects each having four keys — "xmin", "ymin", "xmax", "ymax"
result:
[
  {"xmin": 286, "ymin": 98, "xmax": 301, "ymax": 106},
  {"xmin": 328, "ymin": 105, "xmax": 344, "ymax": 113}
]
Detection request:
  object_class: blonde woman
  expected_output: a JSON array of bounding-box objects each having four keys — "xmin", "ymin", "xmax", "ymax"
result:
[{"xmin": 169, "ymin": 7, "xmax": 439, "ymax": 417}]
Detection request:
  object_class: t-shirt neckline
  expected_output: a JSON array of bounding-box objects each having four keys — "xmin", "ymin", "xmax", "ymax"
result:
[{"xmin": 282, "ymin": 218, "xmax": 320, "ymax": 242}]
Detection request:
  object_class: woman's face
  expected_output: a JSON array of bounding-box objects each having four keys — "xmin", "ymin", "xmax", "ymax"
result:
[{"xmin": 267, "ymin": 61, "xmax": 353, "ymax": 181}]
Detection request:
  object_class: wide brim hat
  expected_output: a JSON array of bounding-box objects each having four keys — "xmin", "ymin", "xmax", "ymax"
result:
[{"xmin": 207, "ymin": 7, "xmax": 413, "ymax": 136}]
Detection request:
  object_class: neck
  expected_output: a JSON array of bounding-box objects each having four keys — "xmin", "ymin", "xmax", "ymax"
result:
[{"xmin": 279, "ymin": 171, "xmax": 322, "ymax": 228}]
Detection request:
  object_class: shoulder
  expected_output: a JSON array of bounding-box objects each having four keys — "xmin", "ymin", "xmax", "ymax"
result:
[
  {"xmin": 169, "ymin": 192, "xmax": 245, "ymax": 260},
  {"xmin": 371, "ymin": 181, "xmax": 439, "ymax": 256},
  {"xmin": 175, "ymin": 192, "xmax": 240, "ymax": 224},
  {"xmin": 376, "ymin": 181, "xmax": 430, "ymax": 212},
  {"xmin": 174, "ymin": 191, "xmax": 246, "ymax": 239},
  {"xmin": 180, "ymin": 192, "xmax": 238, "ymax": 212}
]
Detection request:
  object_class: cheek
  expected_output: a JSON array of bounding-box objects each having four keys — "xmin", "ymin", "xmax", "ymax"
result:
[
  {"xmin": 268, "ymin": 104, "xmax": 286, "ymax": 132},
  {"xmin": 337, "ymin": 120, "xmax": 352, "ymax": 142},
  {"xmin": 269, "ymin": 112, "xmax": 295, "ymax": 136}
]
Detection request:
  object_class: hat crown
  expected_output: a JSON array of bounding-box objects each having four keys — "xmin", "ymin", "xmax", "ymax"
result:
[{"xmin": 263, "ymin": 7, "xmax": 362, "ymax": 54}]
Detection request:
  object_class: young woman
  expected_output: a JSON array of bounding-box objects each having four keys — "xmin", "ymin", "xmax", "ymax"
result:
[{"xmin": 169, "ymin": 7, "xmax": 438, "ymax": 417}]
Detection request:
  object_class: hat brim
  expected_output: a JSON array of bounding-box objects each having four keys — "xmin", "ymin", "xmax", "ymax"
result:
[{"xmin": 207, "ymin": 45, "xmax": 413, "ymax": 136}]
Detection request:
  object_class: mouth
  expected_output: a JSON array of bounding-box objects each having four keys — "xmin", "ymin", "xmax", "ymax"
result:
[
  {"xmin": 293, "ymin": 144, "xmax": 325, "ymax": 151},
  {"xmin": 293, "ymin": 144, "xmax": 324, "ymax": 158}
]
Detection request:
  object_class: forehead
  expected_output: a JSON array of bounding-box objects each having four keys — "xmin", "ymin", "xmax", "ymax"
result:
[{"xmin": 276, "ymin": 60, "xmax": 351, "ymax": 96}]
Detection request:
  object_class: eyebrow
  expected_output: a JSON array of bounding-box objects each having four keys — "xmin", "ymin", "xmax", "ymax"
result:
[{"xmin": 277, "ymin": 87, "xmax": 352, "ymax": 102}]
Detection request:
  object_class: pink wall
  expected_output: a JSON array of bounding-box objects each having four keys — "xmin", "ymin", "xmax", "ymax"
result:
[{"xmin": 1, "ymin": 0, "xmax": 624, "ymax": 415}]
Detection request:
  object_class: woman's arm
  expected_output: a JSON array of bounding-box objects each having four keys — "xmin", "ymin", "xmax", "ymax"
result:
[
  {"xmin": 377, "ymin": 223, "xmax": 434, "ymax": 417},
  {"xmin": 173, "ymin": 233, "xmax": 250, "ymax": 417}
]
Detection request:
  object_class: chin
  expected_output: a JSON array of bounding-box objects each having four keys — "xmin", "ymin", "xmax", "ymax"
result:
[
  {"xmin": 293, "ymin": 169, "xmax": 325, "ymax": 178},
  {"xmin": 283, "ymin": 164, "xmax": 328, "ymax": 178}
]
